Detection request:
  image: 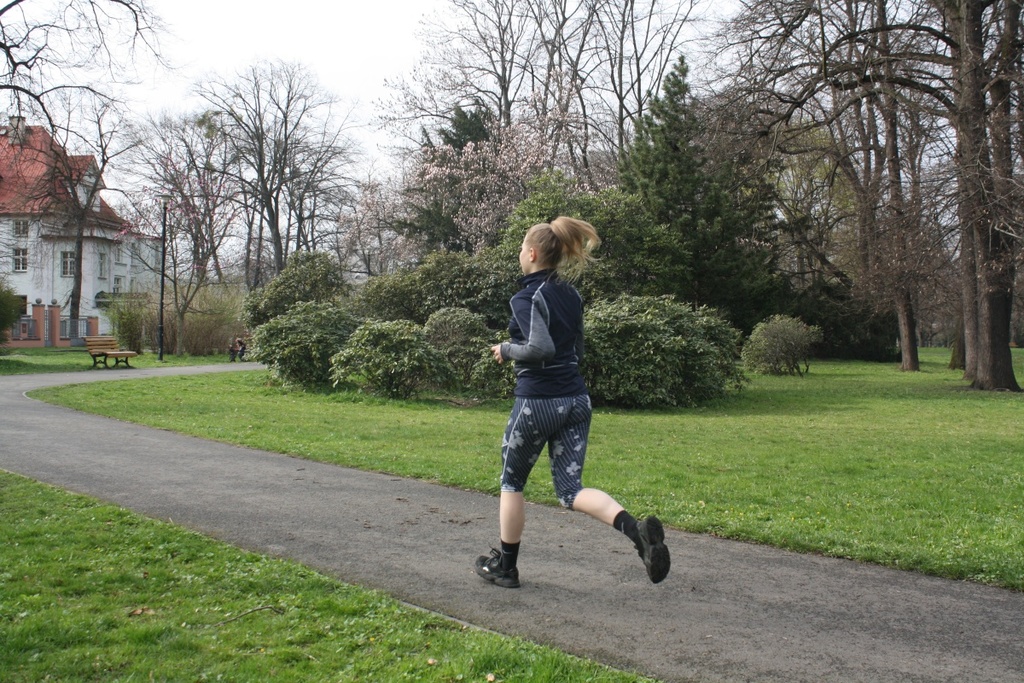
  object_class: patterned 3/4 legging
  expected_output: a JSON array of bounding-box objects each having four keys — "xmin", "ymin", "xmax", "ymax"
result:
[{"xmin": 500, "ymin": 394, "xmax": 592, "ymax": 509}]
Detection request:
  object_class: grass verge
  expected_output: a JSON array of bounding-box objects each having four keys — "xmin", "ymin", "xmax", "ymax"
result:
[
  {"xmin": 28, "ymin": 348, "xmax": 1024, "ymax": 592},
  {"xmin": 0, "ymin": 472, "xmax": 655, "ymax": 683}
]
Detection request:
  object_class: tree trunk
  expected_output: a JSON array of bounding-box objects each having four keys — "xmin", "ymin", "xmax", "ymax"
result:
[
  {"xmin": 959, "ymin": 219, "xmax": 979, "ymax": 380},
  {"xmin": 974, "ymin": 0, "xmax": 1022, "ymax": 391},
  {"xmin": 895, "ymin": 289, "xmax": 920, "ymax": 371},
  {"xmin": 176, "ymin": 309, "xmax": 186, "ymax": 356},
  {"xmin": 69, "ymin": 226, "xmax": 85, "ymax": 324},
  {"xmin": 948, "ymin": 0, "xmax": 1019, "ymax": 390},
  {"xmin": 949, "ymin": 314, "xmax": 966, "ymax": 370},
  {"xmin": 972, "ymin": 235, "xmax": 1020, "ymax": 390}
]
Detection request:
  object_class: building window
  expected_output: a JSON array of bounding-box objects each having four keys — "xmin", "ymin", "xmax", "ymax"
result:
[
  {"xmin": 113, "ymin": 275, "xmax": 124, "ymax": 293},
  {"xmin": 13, "ymin": 248, "xmax": 28, "ymax": 272},
  {"xmin": 115, "ymin": 244, "xmax": 125, "ymax": 264},
  {"xmin": 13, "ymin": 219, "xmax": 29, "ymax": 237},
  {"xmin": 61, "ymin": 251, "xmax": 76, "ymax": 277},
  {"xmin": 98, "ymin": 251, "xmax": 108, "ymax": 278}
]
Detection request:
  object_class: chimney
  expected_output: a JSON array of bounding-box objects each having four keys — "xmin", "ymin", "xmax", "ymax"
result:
[{"xmin": 8, "ymin": 115, "xmax": 26, "ymax": 144}]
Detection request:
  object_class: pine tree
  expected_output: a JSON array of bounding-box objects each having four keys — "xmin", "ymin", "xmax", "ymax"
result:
[{"xmin": 621, "ymin": 57, "xmax": 785, "ymax": 332}]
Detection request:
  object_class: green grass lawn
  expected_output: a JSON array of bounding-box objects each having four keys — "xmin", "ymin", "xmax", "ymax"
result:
[
  {"xmin": 9, "ymin": 347, "xmax": 1024, "ymax": 681},
  {"xmin": 0, "ymin": 473, "xmax": 655, "ymax": 683},
  {"xmin": 0, "ymin": 346, "xmax": 230, "ymax": 375},
  {"xmin": 29, "ymin": 347, "xmax": 1024, "ymax": 591}
]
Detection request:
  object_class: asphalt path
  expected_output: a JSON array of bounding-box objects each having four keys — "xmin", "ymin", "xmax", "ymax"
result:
[{"xmin": 1, "ymin": 365, "xmax": 1022, "ymax": 682}]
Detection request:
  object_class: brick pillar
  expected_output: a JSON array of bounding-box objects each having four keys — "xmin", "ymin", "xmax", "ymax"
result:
[
  {"xmin": 32, "ymin": 302, "xmax": 47, "ymax": 347},
  {"xmin": 48, "ymin": 305, "xmax": 64, "ymax": 347}
]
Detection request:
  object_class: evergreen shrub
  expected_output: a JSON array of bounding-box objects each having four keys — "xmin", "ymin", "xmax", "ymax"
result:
[
  {"xmin": 582, "ymin": 295, "xmax": 744, "ymax": 408},
  {"xmin": 242, "ymin": 252, "xmax": 349, "ymax": 329},
  {"xmin": 468, "ymin": 329, "xmax": 517, "ymax": 399},
  {"xmin": 330, "ymin": 320, "xmax": 451, "ymax": 399},
  {"xmin": 355, "ymin": 250, "xmax": 516, "ymax": 328},
  {"xmin": 249, "ymin": 301, "xmax": 360, "ymax": 389},
  {"xmin": 423, "ymin": 307, "xmax": 490, "ymax": 389}
]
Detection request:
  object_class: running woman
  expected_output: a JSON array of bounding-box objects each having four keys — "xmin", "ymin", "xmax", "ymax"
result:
[{"xmin": 474, "ymin": 216, "xmax": 670, "ymax": 588}]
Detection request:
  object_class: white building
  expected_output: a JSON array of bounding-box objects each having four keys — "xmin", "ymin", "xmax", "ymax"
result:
[{"xmin": 0, "ymin": 118, "xmax": 156, "ymax": 347}]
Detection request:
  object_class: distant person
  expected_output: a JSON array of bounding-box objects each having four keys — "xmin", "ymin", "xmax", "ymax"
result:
[
  {"xmin": 229, "ymin": 337, "xmax": 246, "ymax": 362},
  {"xmin": 475, "ymin": 217, "xmax": 670, "ymax": 589}
]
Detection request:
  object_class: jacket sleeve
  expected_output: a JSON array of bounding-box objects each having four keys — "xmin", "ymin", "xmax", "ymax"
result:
[{"xmin": 501, "ymin": 290, "xmax": 556, "ymax": 362}]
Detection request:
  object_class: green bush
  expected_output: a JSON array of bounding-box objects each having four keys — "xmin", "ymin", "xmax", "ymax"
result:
[
  {"xmin": 330, "ymin": 320, "xmax": 451, "ymax": 399},
  {"xmin": 354, "ymin": 250, "xmax": 517, "ymax": 328},
  {"xmin": 0, "ymin": 278, "xmax": 20, "ymax": 347},
  {"xmin": 106, "ymin": 294, "xmax": 150, "ymax": 353},
  {"xmin": 249, "ymin": 301, "xmax": 360, "ymax": 388},
  {"xmin": 423, "ymin": 307, "xmax": 491, "ymax": 389},
  {"xmin": 243, "ymin": 252, "xmax": 349, "ymax": 329},
  {"xmin": 582, "ymin": 295, "xmax": 744, "ymax": 408},
  {"xmin": 469, "ymin": 329, "xmax": 517, "ymax": 399},
  {"xmin": 742, "ymin": 314, "xmax": 823, "ymax": 376}
]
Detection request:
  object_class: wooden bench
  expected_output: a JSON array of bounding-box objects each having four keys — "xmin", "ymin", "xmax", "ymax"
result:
[{"xmin": 85, "ymin": 336, "xmax": 139, "ymax": 368}]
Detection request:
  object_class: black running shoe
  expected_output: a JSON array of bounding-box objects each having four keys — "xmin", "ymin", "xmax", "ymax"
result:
[
  {"xmin": 475, "ymin": 548, "xmax": 521, "ymax": 588},
  {"xmin": 637, "ymin": 516, "xmax": 670, "ymax": 583}
]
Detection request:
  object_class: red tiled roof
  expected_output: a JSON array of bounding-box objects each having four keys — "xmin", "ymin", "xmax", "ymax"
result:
[{"xmin": 0, "ymin": 124, "xmax": 124, "ymax": 226}]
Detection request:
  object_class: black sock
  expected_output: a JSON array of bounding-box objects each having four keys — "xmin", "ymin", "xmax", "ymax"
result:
[
  {"xmin": 500, "ymin": 540, "xmax": 520, "ymax": 571},
  {"xmin": 613, "ymin": 510, "xmax": 641, "ymax": 547}
]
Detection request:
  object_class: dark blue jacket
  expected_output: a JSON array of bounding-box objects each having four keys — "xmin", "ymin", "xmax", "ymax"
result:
[{"xmin": 500, "ymin": 270, "xmax": 587, "ymax": 398}]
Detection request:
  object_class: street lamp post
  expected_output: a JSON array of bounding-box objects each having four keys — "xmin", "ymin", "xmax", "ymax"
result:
[{"xmin": 157, "ymin": 194, "xmax": 171, "ymax": 361}]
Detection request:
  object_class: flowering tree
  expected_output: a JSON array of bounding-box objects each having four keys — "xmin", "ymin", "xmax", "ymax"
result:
[
  {"xmin": 332, "ymin": 174, "xmax": 421, "ymax": 280},
  {"xmin": 406, "ymin": 99, "xmax": 593, "ymax": 254},
  {"xmin": 416, "ymin": 119, "xmax": 552, "ymax": 252}
]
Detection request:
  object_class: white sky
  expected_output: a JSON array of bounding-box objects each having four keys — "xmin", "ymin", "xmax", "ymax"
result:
[{"xmin": 128, "ymin": 0, "xmax": 447, "ymax": 159}]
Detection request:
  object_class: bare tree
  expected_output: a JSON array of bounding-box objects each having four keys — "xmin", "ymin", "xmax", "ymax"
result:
[
  {"xmin": 124, "ymin": 111, "xmax": 242, "ymax": 353},
  {"xmin": 717, "ymin": 0, "xmax": 1021, "ymax": 388},
  {"xmin": 384, "ymin": 0, "xmax": 535, "ymax": 134},
  {"xmin": 0, "ymin": 1, "xmax": 161, "ymax": 332},
  {"xmin": 196, "ymin": 60, "xmax": 358, "ymax": 286},
  {"xmin": 382, "ymin": 0, "xmax": 697, "ymax": 182},
  {"xmin": 593, "ymin": 0, "xmax": 694, "ymax": 154},
  {"xmin": 0, "ymin": 0, "xmax": 159, "ymax": 128},
  {"xmin": 28, "ymin": 98, "xmax": 135, "ymax": 324},
  {"xmin": 940, "ymin": 0, "xmax": 1022, "ymax": 390}
]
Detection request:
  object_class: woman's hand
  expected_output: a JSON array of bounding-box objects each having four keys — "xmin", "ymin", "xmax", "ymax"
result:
[{"xmin": 490, "ymin": 344, "xmax": 504, "ymax": 364}]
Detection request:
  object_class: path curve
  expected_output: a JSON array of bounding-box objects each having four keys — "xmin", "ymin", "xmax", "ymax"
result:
[{"xmin": 1, "ymin": 365, "xmax": 1021, "ymax": 682}]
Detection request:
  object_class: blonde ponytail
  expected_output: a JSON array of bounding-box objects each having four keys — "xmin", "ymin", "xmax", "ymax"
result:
[{"xmin": 525, "ymin": 216, "xmax": 601, "ymax": 278}]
